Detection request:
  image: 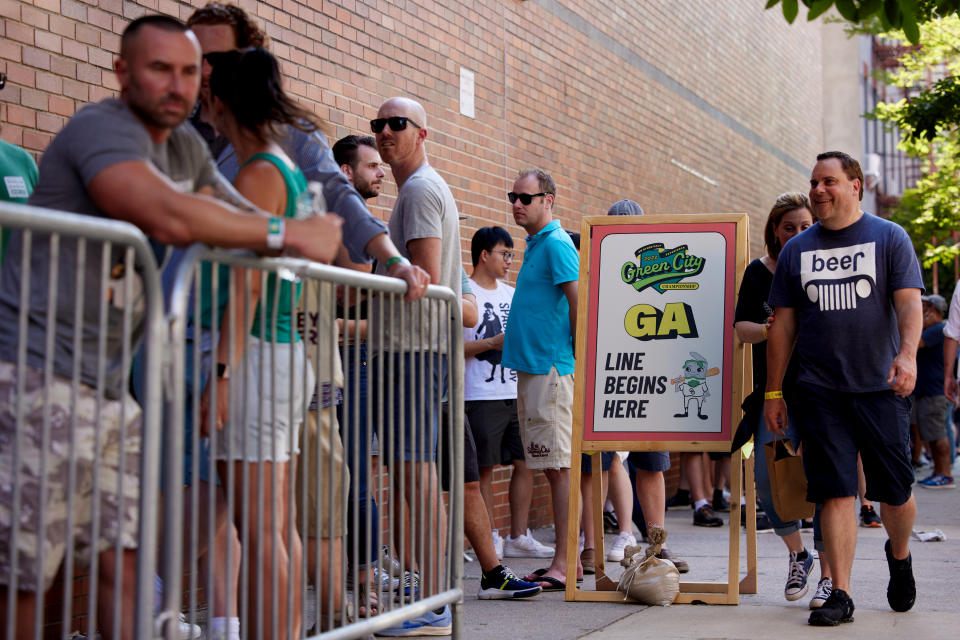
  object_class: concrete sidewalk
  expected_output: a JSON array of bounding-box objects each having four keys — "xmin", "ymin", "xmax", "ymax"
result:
[{"xmin": 459, "ymin": 471, "xmax": 959, "ymax": 639}]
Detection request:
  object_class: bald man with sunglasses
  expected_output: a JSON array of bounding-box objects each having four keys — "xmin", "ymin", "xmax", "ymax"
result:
[{"xmin": 368, "ymin": 96, "xmax": 462, "ymax": 635}]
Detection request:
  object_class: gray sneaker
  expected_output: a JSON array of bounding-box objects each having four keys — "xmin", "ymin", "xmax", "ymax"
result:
[{"xmin": 809, "ymin": 577, "xmax": 832, "ymax": 609}]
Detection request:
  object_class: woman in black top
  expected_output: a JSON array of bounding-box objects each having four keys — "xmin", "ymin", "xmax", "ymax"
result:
[{"xmin": 735, "ymin": 193, "xmax": 832, "ymax": 608}]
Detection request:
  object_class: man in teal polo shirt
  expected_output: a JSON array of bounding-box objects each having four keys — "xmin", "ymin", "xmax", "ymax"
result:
[{"xmin": 502, "ymin": 167, "xmax": 580, "ymax": 591}]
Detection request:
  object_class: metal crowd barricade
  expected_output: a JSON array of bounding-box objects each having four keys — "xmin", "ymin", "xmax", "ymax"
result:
[
  {"xmin": 0, "ymin": 202, "xmax": 165, "ymax": 640},
  {"xmin": 164, "ymin": 245, "xmax": 464, "ymax": 640}
]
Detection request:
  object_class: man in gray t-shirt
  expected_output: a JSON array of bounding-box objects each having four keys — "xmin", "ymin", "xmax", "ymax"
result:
[
  {"xmin": 367, "ymin": 97, "xmax": 461, "ymax": 634},
  {"xmin": 0, "ymin": 16, "xmax": 342, "ymax": 639}
]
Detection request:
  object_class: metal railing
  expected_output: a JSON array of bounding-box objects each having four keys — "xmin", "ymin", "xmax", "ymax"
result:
[
  {"xmin": 163, "ymin": 245, "xmax": 464, "ymax": 640},
  {"xmin": 0, "ymin": 201, "xmax": 464, "ymax": 639},
  {"xmin": 0, "ymin": 202, "xmax": 165, "ymax": 640}
]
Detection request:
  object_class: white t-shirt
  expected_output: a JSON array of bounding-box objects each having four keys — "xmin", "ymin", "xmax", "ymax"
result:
[{"xmin": 464, "ymin": 278, "xmax": 518, "ymax": 400}]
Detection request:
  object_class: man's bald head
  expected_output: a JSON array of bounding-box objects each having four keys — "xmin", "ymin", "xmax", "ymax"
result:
[{"xmin": 377, "ymin": 97, "xmax": 427, "ymax": 128}]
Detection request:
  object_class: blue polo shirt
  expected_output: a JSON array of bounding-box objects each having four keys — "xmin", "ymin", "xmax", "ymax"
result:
[{"xmin": 502, "ymin": 220, "xmax": 580, "ymax": 375}]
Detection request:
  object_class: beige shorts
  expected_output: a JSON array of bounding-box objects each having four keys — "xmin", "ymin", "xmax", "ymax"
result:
[
  {"xmin": 0, "ymin": 362, "xmax": 142, "ymax": 592},
  {"xmin": 516, "ymin": 368, "xmax": 574, "ymax": 470},
  {"xmin": 295, "ymin": 407, "xmax": 349, "ymax": 538}
]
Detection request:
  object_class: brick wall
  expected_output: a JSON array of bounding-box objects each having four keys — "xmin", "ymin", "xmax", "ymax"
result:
[{"xmin": 1, "ymin": 0, "xmax": 824, "ymax": 533}]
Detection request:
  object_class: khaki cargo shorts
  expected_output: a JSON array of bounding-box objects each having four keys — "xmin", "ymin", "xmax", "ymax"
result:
[
  {"xmin": 296, "ymin": 406, "xmax": 348, "ymax": 538},
  {"xmin": 0, "ymin": 362, "xmax": 142, "ymax": 592},
  {"xmin": 516, "ymin": 367, "xmax": 574, "ymax": 470}
]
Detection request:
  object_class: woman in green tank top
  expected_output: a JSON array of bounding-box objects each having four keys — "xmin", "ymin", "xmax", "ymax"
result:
[{"xmin": 204, "ymin": 47, "xmax": 322, "ymax": 640}]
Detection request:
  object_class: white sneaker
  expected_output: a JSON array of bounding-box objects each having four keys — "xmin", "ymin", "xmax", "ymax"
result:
[
  {"xmin": 605, "ymin": 531, "xmax": 637, "ymax": 562},
  {"xmin": 178, "ymin": 613, "xmax": 202, "ymax": 640},
  {"xmin": 492, "ymin": 530, "xmax": 505, "ymax": 559},
  {"xmin": 809, "ymin": 577, "xmax": 833, "ymax": 609},
  {"xmin": 503, "ymin": 530, "xmax": 554, "ymax": 558}
]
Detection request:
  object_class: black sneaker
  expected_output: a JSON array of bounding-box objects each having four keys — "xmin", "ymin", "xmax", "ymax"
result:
[
  {"xmin": 603, "ymin": 509, "xmax": 619, "ymax": 534},
  {"xmin": 712, "ymin": 489, "xmax": 730, "ymax": 512},
  {"xmin": 478, "ymin": 565, "xmax": 541, "ymax": 600},
  {"xmin": 860, "ymin": 504, "xmax": 882, "ymax": 528},
  {"xmin": 739, "ymin": 508, "xmax": 773, "ymax": 531},
  {"xmin": 885, "ymin": 539, "xmax": 916, "ymax": 612},
  {"xmin": 693, "ymin": 504, "xmax": 723, "ymax": 527},
  {"xmin": 666, "ymin": 489, "xmax": 691, "ymax": 510},
  {"xmin": 808, "ymin": 588, "xmax": 855, "ymax": 626}
]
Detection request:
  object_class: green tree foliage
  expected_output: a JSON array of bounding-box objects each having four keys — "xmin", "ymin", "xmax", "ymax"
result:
[
  {"xmin": 870, "ymin": 16, "xmax": 960, "ymax": 274},
  {"xmin": 764, "ymin": 0, "xmax": 959, "ymax": 44}
]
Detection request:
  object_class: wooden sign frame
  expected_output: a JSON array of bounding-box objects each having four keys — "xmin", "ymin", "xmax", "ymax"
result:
[{"xmin": 564, "ymin": 213, "xmax": 756, "ymax": 605}]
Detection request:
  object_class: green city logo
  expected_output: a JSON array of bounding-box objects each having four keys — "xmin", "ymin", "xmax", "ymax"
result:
[{"xmin": 621, "ymin": 243, "xmax": 705, "ymax": 294}]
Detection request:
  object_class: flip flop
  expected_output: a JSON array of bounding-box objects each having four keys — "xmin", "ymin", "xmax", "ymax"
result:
[
  {"xmin": 523, "ymin": 567, "xmax": 583, "ymax": 583},
  {"xmin": 534, "ymin": 575, "xmax": 566, "ymax": 592}
]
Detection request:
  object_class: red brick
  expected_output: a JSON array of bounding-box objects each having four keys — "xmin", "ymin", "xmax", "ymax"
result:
[
  {"xmin": 36, "ymin": 111, "xmax": 66, "ymax": 133},
  {"xmin": 35, "ymin": 30, "xmax": 62, "ymax": 54},
  {"xmin": 75, "ymin": 24, "xmax": 99, "ymax": 46},
  {"xmin": 62, "ymin": 38, "xmax": 88, "ymax": 61},
  {"xmin": 0, "ymin": 126, "xmax": 24, "ymax": 146},
  {"xmin": 0, "ymin": 39, "xmax": 20, "ymax": 63},
  {"xmin": 36, "ymin": 71, "xmax": 62, "ymax": 93},
  {"xmin": 20, "ymin": 6, "xmax": 48, "ymax": 29},
  {"xmin": 5, "ymin": 64, "xmax": 36, "ymax": 88},
  {"xmin": 35, "ymin": 0, "xmax": 61, "ymax": 10},
  {"xmin": 50, "ymin": 55, "xmax": 77, "ymax": 77},
  {"xmin": 50, "ymin": 15, "xmax": 77, "ymax": 39},
  {"xmin": 22, "ymin": 130, "xmax": 53, "ymax": 153},
  {"xmin": 5, "ymin": 21, "xmax": 34, "ymax": 44},
  {"xmin": 5, "ymin": 104, "xmax": 36, "ymax": 128},
  {"xmin": 76, "ymin": 62, "xmax": 100, "ymax": 84},
  {"xmin": 48, "ymin": 94, "xmax": 75, "ymax": 117},
  {"xmin": 62, "ymin": 78, "xmax": 88, "ymax": 101},
  {"xmin": 20, "ymin": 87, "xmax": 48, "ymax": 110},
  {"xmin": 0, "ymin": 0, "xmax": 20, "ymax": 19}
]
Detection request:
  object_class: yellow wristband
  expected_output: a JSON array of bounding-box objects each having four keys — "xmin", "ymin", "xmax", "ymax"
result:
[
  {"xmin": 761, "ymin": 325, "xmax": 768, "ymax": 339},
  {"xmin": 764, "ymin": 390, "xmax": 783, "ymax": 400}
]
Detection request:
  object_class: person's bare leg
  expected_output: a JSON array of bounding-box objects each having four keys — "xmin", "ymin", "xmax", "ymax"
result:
[
  {"xmin": 856, "ymin": 455, "xmax": 873, "ymax": 508},
  {"xmin": 535, "ymin": 468, "xmax": 578, "ymax": 584},
  {"xmin": 580, "ymin": 470, "xmax": 596, "ymax": 550},
  {"xmin": 634, "ymin": 470, "xmax": 665, "ymax": 529},
  {"xmin": 186, "ymin": 481, "xmax": 241, "ymax": 619},
  {"xmin": 232, "ymin": 460, "xmax": 292, "ymax": 640},
  {"xmin": 684, "ymin": 453, "xmax": 708, "ymax": 503},
  {"xmin": 879, "ymin": 495, "xmax": 916, "ymax": 560},
  {"xmin": 508, "ymin": 459, "xmax": 533, "ymax": 538},
  {"xmin": 403, "ymin": 461, "xmax": 445, "ymax": 596},
  {"xmin": 608, "ymin": 457, "xmax": 633, "ymax": 534},
  {"xmin": 97, "ymin": 548, "xmax": 138, "ymax": 640},
  {"xmin": 464, "ymin": 481, "xmax": 500, "ymax": 571},
  {"xmin": 930, "ymin": 437, "xmax": 952, "ymax": 476},
  {"xmin": 478, "ymin": 465, "xmax": 497, "ymax": 525},
  {"xmin": 820, "ymin": 496, "xmax": 857, "ymax": 593}
]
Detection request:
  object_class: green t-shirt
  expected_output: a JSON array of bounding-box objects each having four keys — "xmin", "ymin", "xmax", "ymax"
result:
[
  {"xmin": 198, "ymin": 152, "xmax": 307, "ymax": 343},
  {"xmin": 0, "ymin": 139, "xmax": 39, "ymax": 263}
]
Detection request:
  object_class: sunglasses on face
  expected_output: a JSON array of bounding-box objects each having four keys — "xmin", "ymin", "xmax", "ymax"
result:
[
  {"xmin": 507, "ymin": 192, "xmax": 547, "ymax": 205},
  {"xmin": 370, "ymin": 116, "xmax": 421, "ymax": 134}
]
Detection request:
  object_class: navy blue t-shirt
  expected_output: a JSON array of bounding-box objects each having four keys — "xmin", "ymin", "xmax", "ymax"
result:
[
  {"xmin": 768, "ymin": 213, "xmax": 923, "ymax": 393},
  {"xmin": 915, "ymin": 321, "xmax": 945, "ymax": 397}
]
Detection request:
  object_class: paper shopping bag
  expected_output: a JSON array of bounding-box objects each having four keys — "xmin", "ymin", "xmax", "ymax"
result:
[{"xmin": 763, "ymin": 438, "xmax": 815, "ymax": 522}]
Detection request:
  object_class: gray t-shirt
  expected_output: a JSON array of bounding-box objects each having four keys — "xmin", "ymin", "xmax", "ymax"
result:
[
  {"xmin": 0, "ymin": 98, "xmax": 219, "ymax": 398},
  {"xmin": 371, "ymin": 163, "xmax": 461, "ymax": 352}
]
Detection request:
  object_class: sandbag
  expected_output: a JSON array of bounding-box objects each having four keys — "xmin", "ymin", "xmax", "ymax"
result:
[{"xmin": 616, "ymin": 525, "xmax": 680, "ymax": 606}]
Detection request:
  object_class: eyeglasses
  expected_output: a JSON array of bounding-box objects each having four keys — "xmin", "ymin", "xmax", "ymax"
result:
[
  {"xmin": 370, "ymin": 116, "xmax": 421, "ymax": 134},
  {"xmin": 491, "ymin": 250, "xmax": 515, "ymax": 261},
  {"xmin": 507, "ymin": 192, "xmax": 547, "ymax": 205}
]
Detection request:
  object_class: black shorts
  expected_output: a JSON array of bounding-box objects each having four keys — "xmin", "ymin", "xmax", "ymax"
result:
[
  {"xmin": 465, "ymin": 399, "xmax": 524, "ymax": 467},
  {"xmin": 627, "ymin": 451, "xmax": 671, "ymax": 472},
  {"xmin": 440, "ymin": 403, "xmax": 480, "ymax": 492},
  {"xmin": 794, "ymin": 382, "xmax": 914, "ymax": 506},
  {"xmin": 581, "ymin": 451, "xmax": 615, "ymax": 473}
]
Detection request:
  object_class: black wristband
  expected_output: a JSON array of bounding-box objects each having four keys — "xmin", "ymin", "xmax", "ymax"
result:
[{"xmin": 216, "ymin": 363, "xmax": 229, "ymax": 379}]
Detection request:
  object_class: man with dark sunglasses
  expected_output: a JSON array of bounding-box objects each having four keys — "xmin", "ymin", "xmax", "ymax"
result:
[
  {"xmin": 502, "ymin": 168, "xmax": 581, "ymax": 591},
  {"xmin": 368, "ymin": 96, "xmax": 462, "ymax": 636}
]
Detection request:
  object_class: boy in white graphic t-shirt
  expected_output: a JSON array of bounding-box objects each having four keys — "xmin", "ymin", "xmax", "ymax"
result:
[{"xmin": 465, "ymin": 226, "xmax": 553, "ymax": 559}]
